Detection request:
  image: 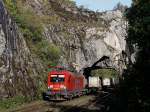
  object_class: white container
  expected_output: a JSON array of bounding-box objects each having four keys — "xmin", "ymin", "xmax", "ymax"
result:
[
  {"xmin": 88, "ymin": 76, "xmax": 101, "ymax": 88},
  {"xmin": 102, "ymin": 78, "xmax": 111, "ymax": 86}
]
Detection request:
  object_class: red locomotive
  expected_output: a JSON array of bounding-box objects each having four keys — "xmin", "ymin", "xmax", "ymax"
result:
[{"xmin": 43, "ymin": 70, "xmax": 88, "ymax": 100}]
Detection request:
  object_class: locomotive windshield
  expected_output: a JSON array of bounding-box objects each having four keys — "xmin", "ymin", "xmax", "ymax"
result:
[{"xmin": 50, "ymin": 75, "xmax": 65, "ymax": 82}]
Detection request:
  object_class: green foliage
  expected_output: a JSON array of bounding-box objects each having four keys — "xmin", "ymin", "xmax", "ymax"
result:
[
  {"xmin": 33, "ymin": 40, "xmax": 62, "ymax": 66},
  {"xmin": 4, "ymin": 0, "xmax": 43, "ymax": 41},
  {"xmin": 58, "ymin": 0, "xmax": 76, "ymax": 6},
  {"xmin": 4, "ymin": 0, "xmax": 17, "ymax": 15},
  {"xmin": 91, "ymin": 69, "xmax": 119, "ymax": 78},
  {"xmin": 0, "ymin": 96, "xmax": 26, "ymax": 110},
  {"xmin": 126, "ymin": 0, "xmax": 150, "ymax": 49}
]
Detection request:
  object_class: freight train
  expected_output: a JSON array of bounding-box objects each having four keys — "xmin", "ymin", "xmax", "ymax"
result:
[{"xmin": 43, "ymin": 70, "xmax": 117, "ymax": 101}]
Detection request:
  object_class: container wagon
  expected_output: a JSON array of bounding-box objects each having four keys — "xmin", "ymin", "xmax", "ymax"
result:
[{"xmin": 88, "ymin": 76, "xmax": 102, "ymax": 92}]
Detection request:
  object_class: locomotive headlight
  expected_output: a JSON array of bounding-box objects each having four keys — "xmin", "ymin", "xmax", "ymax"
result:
[
  {"xmin": 48, "ymin": 85, "xmax": 53, "ymax": 89},
  {"xmin": 60, "ymin": 85, "xmax": 66, "ymax": 89}
]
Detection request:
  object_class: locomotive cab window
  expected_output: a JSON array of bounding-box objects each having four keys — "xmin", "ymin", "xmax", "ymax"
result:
[{"xmin": 50, "ymin": 75, "xmax": 65, "ymax": 82}]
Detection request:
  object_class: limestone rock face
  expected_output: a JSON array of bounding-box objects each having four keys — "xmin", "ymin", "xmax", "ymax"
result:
[
  {"xmin": 0, "ymin": 24, "xmax": 5, "ymax": 56},
  {"xmin": 0, "ymin": 1, "xmax": 42, "ymax": 99},
  {"xmin": 44, "ymin": 10, "xmax": 128, "ymax": 72},
  {"xmin": 23, "ymin": 0, "xmax": 129, "ymax": 73}
]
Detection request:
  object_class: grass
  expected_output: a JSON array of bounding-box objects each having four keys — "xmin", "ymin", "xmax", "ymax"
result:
[{"xmin": 0, "ymin": 96, "xmax": 27, "ymax": 111}]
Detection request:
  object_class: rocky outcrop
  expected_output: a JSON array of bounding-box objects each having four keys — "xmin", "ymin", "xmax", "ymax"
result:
[
  {"xmin": 0, "ymin": 1, "xmax": 42, "ymax": 99},
  {"xmin": 0, "ymin": 24, "xmax": 5, "ymax": 56},
  {"xmin": 44, "ymin": 10, "xmax": 128, "ymax": 73},
  {"xmin": 24, "ymin": 0, "xmax": 128, "ymax": 74}
]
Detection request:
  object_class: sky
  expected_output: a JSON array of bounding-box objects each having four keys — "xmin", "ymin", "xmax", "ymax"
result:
[{"xmin": 75, "ymin": 0, "xmax": 132, "ymax": 11}]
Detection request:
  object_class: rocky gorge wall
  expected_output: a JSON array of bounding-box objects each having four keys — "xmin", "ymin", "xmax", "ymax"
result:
[
  {"xmin": 21, "ymin": 0, "xmax": 129, "ymax": 73},
  {"xmin": 0, "ymin": 1, "xmax": 43, "ymax": 99},
  {"xmin": 43, "ymin": 8, "xmax": 128, "ymax": 73}
]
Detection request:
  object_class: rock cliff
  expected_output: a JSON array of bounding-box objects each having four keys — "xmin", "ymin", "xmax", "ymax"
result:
[
  {"xmin": 0, "ymin": 1, "xmax": 44, "ymax": 99},
  {"xmin": 42, "ymin": 1, "xmax": 128, "ymax": 72}
]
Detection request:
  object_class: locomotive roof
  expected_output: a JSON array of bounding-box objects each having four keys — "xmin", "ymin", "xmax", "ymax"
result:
[{"xmin": 48, "ymin": 70, "xmax": 83, "ymax": 76}]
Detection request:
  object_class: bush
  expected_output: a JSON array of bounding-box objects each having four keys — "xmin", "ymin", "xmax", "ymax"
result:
[
  {"xmin": 34, "ymin": 40, "xmax": 62, "ymax": 66},
  {"xmin": 4, "ymin": 0, "xmax": 43, "ymax": 41}
]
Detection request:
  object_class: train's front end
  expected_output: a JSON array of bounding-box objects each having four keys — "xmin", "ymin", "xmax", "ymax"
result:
[{"xmin": 44, "ymin": 71, "xmax": 67, "ymax": 100}]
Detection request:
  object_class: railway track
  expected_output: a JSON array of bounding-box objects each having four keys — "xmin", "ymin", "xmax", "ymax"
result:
[
  {"xmin": 4, "ymin": 89, "xmax": 115, "ymax": 112},
  {"xmin": 6, "ymin": 95, "xmax": 96, "ymax": 112}
]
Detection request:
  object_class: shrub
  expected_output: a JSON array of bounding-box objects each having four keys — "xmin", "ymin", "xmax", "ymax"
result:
[
  {"xmin": 4, "ymin": 0, "xmax": 43, "ymax": 41},
  {"xmin": 34, "ymin": 40, "xmax": 62, "ymax": 66},
  {"xmin": 91, "ymin": 69, "xmax": 119, "ymax": 78}
]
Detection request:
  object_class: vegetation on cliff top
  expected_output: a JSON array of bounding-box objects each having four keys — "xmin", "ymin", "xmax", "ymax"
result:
[{"xmin": 91, "ymin": 69, "xmax": 119, "ymax": 78}]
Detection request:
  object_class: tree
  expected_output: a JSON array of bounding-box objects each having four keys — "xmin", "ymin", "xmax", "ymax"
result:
[
  {"xmin": 113, "ymin": 2, "xmax": 128, "ymax": 12},
  {"xmin": 123, "ymin": 0, "xmax": 150, "ymax": 112}
]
